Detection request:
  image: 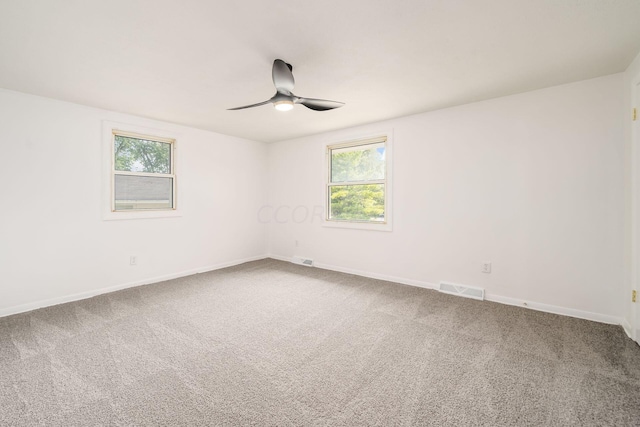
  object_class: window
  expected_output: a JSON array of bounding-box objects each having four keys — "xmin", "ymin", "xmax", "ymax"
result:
[
  {"xmin": 112, "ymin": 131, "xmax": 175, "ymax": 211},
  {"xmin": 326, "ymin": 134, "xmax": 391, "ymax": 230}
]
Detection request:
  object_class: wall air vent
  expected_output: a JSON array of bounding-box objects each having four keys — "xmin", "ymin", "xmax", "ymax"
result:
[
  {"xmin": 291, "ymin": 256, "xmax": 314, "ymax": 267},
  {"xmin": 438, "ymin": 281, "xmax": 485, "ymax": 301}
]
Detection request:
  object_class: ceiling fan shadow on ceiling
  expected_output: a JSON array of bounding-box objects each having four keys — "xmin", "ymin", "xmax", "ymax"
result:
[{"xmin": 228, "ymin": 59, "xmax": 344, "ymax": 112}]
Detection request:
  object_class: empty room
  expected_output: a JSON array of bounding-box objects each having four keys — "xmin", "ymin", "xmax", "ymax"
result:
[{"xmin": 2, "ymin": 0, "xmax": 640, "ymax": 425}]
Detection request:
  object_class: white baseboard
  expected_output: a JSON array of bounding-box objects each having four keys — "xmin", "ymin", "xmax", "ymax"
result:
[
  {"xmin": 268, "ymin": 254, "xmax": 624, "ymax": 327},
  {"xmin": 268, "ymin": 254, "xmax": 292, "ymax": 263},
  {"xmin": 0, "ymin": 254, "xmax": 269, "ymax": 318},
  {"xmin": 269, "ymin": 254, "xmax": 436, "ymax": 289},
  {"xmin": 621, "ymin": 318, "xmax": 634, "ymax": 340},
  {"xmin": 314, "ymin": 261, "xmax": 437, "ymax": 290},
  {"xmin": 5, "ymin": 253, "xmax": 626, "ymax": 331},
  {"xmin": 485, "ymin": 294, "xmax": 621, "ymax": 325}
]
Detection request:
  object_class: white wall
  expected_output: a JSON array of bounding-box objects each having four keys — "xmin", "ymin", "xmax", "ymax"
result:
[
  {"xmin": 0, "ymin": 89, "xmax": 268, "ymax": 316},
  {"xmin": 0, "ymin": 73, "xmax": 628, "ymax": 324},
  {"xmin": 623, "ymin": 50, "xmax": 640, "ymax": 339},
  {"xmin": 267, "ymin": 74, "xmax": 625, "ymax": 322}
]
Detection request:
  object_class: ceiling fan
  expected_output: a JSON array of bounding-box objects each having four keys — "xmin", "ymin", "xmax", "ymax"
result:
[{"xmin": 228, "ymin": 59, "xmax": 344, "ymax": 112}]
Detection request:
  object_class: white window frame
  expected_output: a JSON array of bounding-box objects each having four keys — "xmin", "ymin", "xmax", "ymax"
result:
[
  {"xmin": 111, "ymin": 130, "xmax": 176, "ymax": 212},
  {"xmin": 102, "ymin": 121, "xmax": 182, "ymax": 221},
  {"xmin": 323, "ymin": 131, "xmax": 393, "ymax": 232}
]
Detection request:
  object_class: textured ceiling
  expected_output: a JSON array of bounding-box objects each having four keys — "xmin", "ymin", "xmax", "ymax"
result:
[{"xmin": 1, "ymin": 0, "xmax": 639, "ymax": 142}]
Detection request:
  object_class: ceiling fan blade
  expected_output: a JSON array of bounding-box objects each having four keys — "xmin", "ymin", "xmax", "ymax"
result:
[
  {"xmin": 297, "ymin": 97, "xmax": 344, "ymax": 111},
  {"xmin": 272, "ymin": 59, "xmax": 295, "ymax": 93},
  {"xmin": 227, "ymin": 99, "xmax": 272, "ymax": 110}
]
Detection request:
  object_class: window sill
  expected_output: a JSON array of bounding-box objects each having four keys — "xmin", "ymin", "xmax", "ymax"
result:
[
  {"xmin": 322, "ymin": 219, "xmax": 392, "ymax": 232},
  {"xmin": 102, "ymin": 210, "xmax": 182, "ymax": 221}
]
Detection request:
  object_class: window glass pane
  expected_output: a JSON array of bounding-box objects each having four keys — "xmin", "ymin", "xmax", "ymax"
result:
[
  {"xmin": 331, "ymin": 142, "xmax": 385, "ymax": 183},
  {"xmin": 329, "ymin": 184, "xmax": 385, "ymax": 222},
  {"xmin": 114, "ymin": 135, "xmax": 171, "ymax": 174},
  {"xmin": 114, "ymin": 175, "xmax": 173, "ymax": 210}
]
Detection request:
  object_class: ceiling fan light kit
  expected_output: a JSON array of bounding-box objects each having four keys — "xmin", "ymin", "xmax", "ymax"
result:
[
  {"xmin": 228, "ymin": 59, "xmax": 344, "ymax": 112},
  {"xmin": 274, "ymin": 100, "xmax": 294, "ymax": 111}
]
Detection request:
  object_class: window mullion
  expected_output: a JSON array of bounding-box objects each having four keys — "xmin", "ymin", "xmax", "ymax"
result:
[
  {"xmin": 113, "ymin": 171, "xmax": 173, "ymax": 178},
  {"xmin": 328, "ymin": 179, "xmax": 385, "ymax": 186}
]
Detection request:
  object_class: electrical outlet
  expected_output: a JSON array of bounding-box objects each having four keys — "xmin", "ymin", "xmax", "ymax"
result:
[
  {"xmin": 633, "ymin": 290, "xmax": 637, "ymax": 303},
  {"xmin": 130, "ymin": 256, "xmax": 137, "ymax": 266},
  {"xmin": 295, "ymin": 240, "xmax": 299, "ymax": 247},
  {"xmin": 482, "ymin": 262, "xmax": 491, "ymax": 274}
]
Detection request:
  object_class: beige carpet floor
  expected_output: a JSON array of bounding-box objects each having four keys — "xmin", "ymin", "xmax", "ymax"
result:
[{"xmin": 1, "ymin": 259, "xmax": 639, "ymax": 426}]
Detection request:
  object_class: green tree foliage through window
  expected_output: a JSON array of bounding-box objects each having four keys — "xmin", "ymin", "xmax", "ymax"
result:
[
  {"xmin": 330, "ymin": 184, "xmax": 385, "ymax": 221},
  {"xmin": 329, "ymin": 141, "xmax": 386, "ymax": 222},
  {"xmin": 331, "ymin": 143, "xmax": 385, "ymax": 182},
  {"xmin": 114, "ymin": 135, "xmax": 171, "ymax": 174}
]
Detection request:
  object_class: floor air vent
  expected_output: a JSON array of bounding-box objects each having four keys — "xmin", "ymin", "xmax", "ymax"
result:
[
  {"xmin": 291, "ymin": 256, "xmax": 314, "ymax": 267},
  {"xmin": 438, "ymin": 282, "xmax": 484, "ymax": 301}
]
